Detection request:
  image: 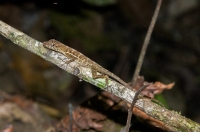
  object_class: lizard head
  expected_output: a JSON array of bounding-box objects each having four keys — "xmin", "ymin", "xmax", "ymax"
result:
[{"xmin": 43, "ymin": 39, "xmax": 60, "ymax": 51}]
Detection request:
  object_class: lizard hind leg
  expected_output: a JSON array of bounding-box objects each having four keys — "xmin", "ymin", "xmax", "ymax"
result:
[{"xmin": 91, "ymin": 69, "xmax": 109, "ymax": 86}]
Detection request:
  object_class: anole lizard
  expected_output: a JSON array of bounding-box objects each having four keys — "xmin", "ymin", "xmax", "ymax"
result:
[{"xmin": 43, "ymin": 39, "xmax": 131, "ymax": 89}]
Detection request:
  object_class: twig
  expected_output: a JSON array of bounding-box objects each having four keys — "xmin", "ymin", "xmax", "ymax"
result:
[
  {"xmin": 131, "ymin": 0, "xmax": 162, "ymax": 87},
  {"xmin": 125, "ymin": 83, "xmax": 150, "ymax": 132}
]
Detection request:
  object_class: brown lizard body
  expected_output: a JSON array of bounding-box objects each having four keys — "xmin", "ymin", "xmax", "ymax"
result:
[{"xmin": 43, "ymin": 39, "xmax": 130, "ymax": 88}]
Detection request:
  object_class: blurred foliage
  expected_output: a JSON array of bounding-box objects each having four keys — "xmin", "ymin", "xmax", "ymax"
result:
[
  {"xmin": 155, "ymin": 94, "xmax": 169, "ymax": 109},
  {"xmin": 50, "ymin": 10, "xmax": 118, "ymax": 53},
  {"xmin": 83, "ymin": 0, "xmax": 117, "ymax": 6}
]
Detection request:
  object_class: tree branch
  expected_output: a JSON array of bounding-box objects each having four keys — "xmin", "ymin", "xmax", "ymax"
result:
[{"xmin": 0, "ymin": 20, "xmax": 199, "ymax": 131}]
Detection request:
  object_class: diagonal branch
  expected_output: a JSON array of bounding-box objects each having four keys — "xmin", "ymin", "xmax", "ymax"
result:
[{"xmin": 0, "ymin": 20, "xmax": 199, "ymax": 131}]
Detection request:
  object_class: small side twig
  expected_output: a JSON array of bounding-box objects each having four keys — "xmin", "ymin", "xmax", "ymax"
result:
[
  {"xmin": 131, "ymin": 0, "xmax": 162, "ymax": 87},
  {"xmin": 125, "ymin": 83, "xmax": 150, "ymax": 132}
]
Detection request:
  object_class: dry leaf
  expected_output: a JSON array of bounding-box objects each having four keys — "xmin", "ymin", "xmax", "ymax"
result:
[
  {"xmin": 132, "ymin": 76, "xmax": 175, "ymax": 98},
  {"xmin": 143, "ymin": 81, "xmax": 175, "ymax": 98},
  {"xmin": 56, "ymin": 106, "xmax": 106, "ymax": 132}
]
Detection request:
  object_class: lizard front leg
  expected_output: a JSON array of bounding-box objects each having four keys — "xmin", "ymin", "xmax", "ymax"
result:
[
  {"xmin": 60, "ymin": 57, "xmax": 76, "ymax": 67},
  {"xmin": 60, "ymin": 54, "xmax": 76, "ymax": 64},
  {"xmin": 66, "ymin": 58, "xmax": 75, "ymax": 64}
]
